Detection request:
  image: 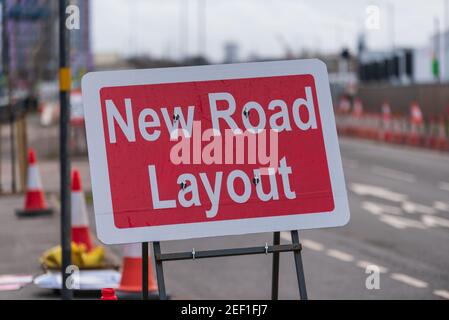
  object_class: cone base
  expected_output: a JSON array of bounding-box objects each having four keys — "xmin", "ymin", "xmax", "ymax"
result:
[
  {"xmin": 15, "ymin": 208, "xmax": 53, "ymax": 218},
  {"xmin": 116, "ymin": 290, "xmax": 163, "ymax": 300},
  {"xmin": 118, "ymin": 257, "xmax": 158, "ymax": 293}
]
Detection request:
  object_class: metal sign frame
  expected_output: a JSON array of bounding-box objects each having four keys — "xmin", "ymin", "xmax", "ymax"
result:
[{"xmin": 141, "ymin": 231, "xmax": 308, "ymax": 300}]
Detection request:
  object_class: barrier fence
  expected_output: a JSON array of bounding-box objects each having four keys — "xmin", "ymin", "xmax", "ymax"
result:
[{"xmin": 335, "ymin": 110, "xmax": 449, "ymax": 152}]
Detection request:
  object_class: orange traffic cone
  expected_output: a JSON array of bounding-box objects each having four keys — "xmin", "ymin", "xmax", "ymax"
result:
[
  {"xmin": 16, "ymin": 149, "xmax": 53, "ymax": 217},
  {"xmin": 71, "ymin": 168, "xmax": 94, "ymax": 251},
  {"xmin": 117, "ymin": 243, "xmax": 158, "ymax": 299}
]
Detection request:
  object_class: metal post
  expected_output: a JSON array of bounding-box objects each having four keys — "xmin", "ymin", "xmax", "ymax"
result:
[
  {"xmin": 16, "ymin": 115, "xmax": 27, "ymax": 191},
  {"xmin": 1, "ymin": 0, "xmax": 16, "ymax": 193},
  {"xmin": 291, "ymin": 230, "xmax": 308, "ymax": 300},
  {"xmin": 271, "ymin": 232, "xmax": 280, "ymax": 300},
  {"xmin": 142, "ymin": 242, "xmax": 149, "ymax": 300},
  {"xmin": 0, "ymin": 124, "xmax": 2, "ymax": 192},
  {"xmin": 153, "ymin": 241, "xmax": 167, "ymax": 300},
  {"xmin": 59, "ymin": 0, "xmax": 72, "ymax": 300}
]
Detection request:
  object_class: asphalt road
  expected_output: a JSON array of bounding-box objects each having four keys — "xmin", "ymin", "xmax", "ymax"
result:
[
  {"xmin": 154, "ymin": 137, "xmax": 449, "ymax": 299},
  {"xmin": 1, "ymin": 137, "xmax": 448, "ymax": 299}
]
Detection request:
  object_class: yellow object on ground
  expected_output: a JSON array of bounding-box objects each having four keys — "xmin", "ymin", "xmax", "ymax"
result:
[{"xmin": 40, "ymin": 242, "xmax": 105, "ymax": 269}]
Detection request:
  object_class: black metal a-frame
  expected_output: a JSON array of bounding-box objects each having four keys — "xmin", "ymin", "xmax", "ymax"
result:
[{"xmin": 140, "ymin": 230, "xmax": 307, "ymax": 300}]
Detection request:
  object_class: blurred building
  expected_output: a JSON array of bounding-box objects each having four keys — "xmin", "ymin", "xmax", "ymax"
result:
[
  {"xmin": 353, "ymin": 30, "xmax": 449, "ymax": 116},
  {"xmin": 2, "ymin": 0, "xmax": 58, "ymax": 95},
  {"xmin": 1, "ymin": 0, "xmax": 91, "ymax": 96},
  {"xmin": 93, "ymin": 53, "xmax": 132, "ymax": 71},
  {"xmin": 357, "ymin": 27, "xmax": 449, "ymax": 85}
]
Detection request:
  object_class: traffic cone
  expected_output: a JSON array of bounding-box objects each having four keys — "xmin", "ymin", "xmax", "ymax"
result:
[
  {"xmin": 71, "ymin": 168, "xmax": 94, "ymax": 251},
  {"xmin": 16, "ymin": 149, "xmax": 53, "ymax": 217},
  {"xmin": 117, "ymin": 243, "xmax": 159, "ymax": 299},
  {"xmin": 338, "ymin": 96, "xmax": 351, "ymax": 113},
  {"xmin": 407, "ymin": 102, "xmax": 424, "ymax": 146}
]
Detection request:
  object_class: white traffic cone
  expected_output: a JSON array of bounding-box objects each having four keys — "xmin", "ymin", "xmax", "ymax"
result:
[
  {"xmin": 16, "ymin": 149, "xmax": 53, "ymax": 217},
  {"xmin": 71, "ymin": 168, "xmax": 94, "ymax": 251}
]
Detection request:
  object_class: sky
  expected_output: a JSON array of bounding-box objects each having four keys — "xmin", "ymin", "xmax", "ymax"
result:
[{"xmin": 92, "ymin": 0, "xmax": 448, "ymax": 62}]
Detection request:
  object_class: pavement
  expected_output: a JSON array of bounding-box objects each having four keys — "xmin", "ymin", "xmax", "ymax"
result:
[{"xmin": 0, "ymin": 136, "xmax": 448, "ymax": 299}]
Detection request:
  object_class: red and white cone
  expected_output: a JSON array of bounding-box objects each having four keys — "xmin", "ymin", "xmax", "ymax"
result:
[
  {"xmin": 117, "ymin": 243, "xmax": 159, "ymax": 299},
  {"xmin": 338, "ymin": 96, "xmax": 351, "ymax": 114},
  {"xmin": 16, "ymin": 149, "xmax": 53, "ymax": 217},
  {"xmin": 71, "ymin": 168, "xmax": 94, "ymax": 251},
  {"xmin": 407, "ymin": 102, "xmax": 424, "ymax": 146}
]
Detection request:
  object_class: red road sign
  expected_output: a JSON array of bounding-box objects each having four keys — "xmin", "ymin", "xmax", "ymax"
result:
[{"xmin": 82, "ymin": 59, "xmax": 350, "ymax": 243}]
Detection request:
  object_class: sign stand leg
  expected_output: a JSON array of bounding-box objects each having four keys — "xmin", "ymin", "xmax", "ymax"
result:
[
  {"xmin": 151, "ymin": 232, "xmax": 307, "ymax": 300},
  {"xmin": 142, "ymin": 242, "xmax": 149, "ymax": 300},
  {"xmin": 153, "ymin": 241, "xmax": 167, "ymax": 300},
  {"xmin": 271, "ymin": 231, "xmax": 280, "ymax": 300},
  {"xmin": 291, "ymin": 230, "xmax": 308, "ymax": 300}
]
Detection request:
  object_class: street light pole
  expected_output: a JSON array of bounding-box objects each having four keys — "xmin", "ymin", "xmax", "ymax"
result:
[
  {"xmin": 0, "ymin": 0, "xmax": 6, "ymax": 193},
  {"xmin": 59, "ymin": 0, "xmax": 72, "ymax": 300}
]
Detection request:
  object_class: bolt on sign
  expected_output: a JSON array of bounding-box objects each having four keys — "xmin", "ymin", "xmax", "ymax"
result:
[{"xmin": 82, "ymin": 59, "xmax": 350, "ymax": 244}]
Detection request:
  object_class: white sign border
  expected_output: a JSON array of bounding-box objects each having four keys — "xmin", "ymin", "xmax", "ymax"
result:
[{"xmin": 82, "ymin": 59, "xmax": 350, "ymax": 244}]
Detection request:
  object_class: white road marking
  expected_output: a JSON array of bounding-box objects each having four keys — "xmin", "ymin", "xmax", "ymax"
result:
[
  {"xmin": 421, "ymin": 215, "xmax": 449, "ymax": 228},
  {"xmin": 371, "ymin": 166, "xmax": 416, "ymax": 183},
  {"xmin": 438, "ymin": 182, "xmax": 449, "ymax": 192},
  {"xmin": 362, "ymin": 201, "xmax": 402, "ymax": 216},
  {"xmin": 390, "ymin": 273, "xmax": 428, "ymax": 288},
  {"xmin": 379, "ymin": 214, "xmax": 427, "ymax": 230},
  {"xmin": 284, "ymin": 231, "xmax": 445, "ymax": 298},
  {"xmin": 401, "ymin": 201, "xmax": 436, "ymax": 215},
  {"xmin": 325, "ymin": 249, "xmax": 354, "ymax": 262},
  {"xmin": 434, "ymin": 201, "xmax": 449, "ymax": 212},
  {"xmin": 433, "ymin": 290, "xmax": 449, "ymax": 300},
  {"xmin": 301, "ymin": 239, "xmax": 324, "ymax": 252},
  {"xmin": 356, "ymin": 260, "xmax": 388, "ymax": 273},
  {"xmin": 350, "ymin": 183, "xmax": 407, "ymax": 202}
]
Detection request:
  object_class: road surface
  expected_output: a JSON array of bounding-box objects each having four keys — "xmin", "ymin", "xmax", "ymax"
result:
[
  {"xmin": 0, "ymin": 137, "xmax": 448, "ymax": 299},
  {"xmin": 147, "ymin": 137, "xmax": 449, "ymax": 299}
]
